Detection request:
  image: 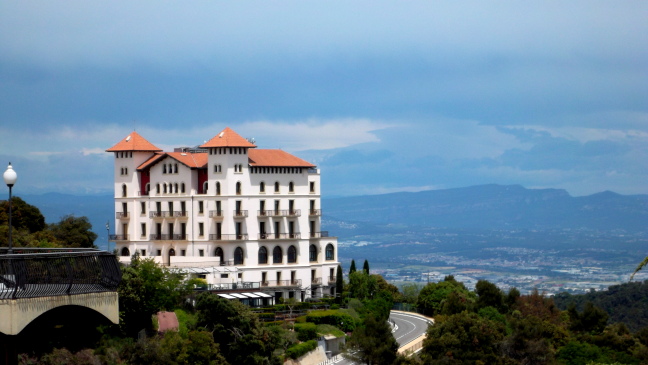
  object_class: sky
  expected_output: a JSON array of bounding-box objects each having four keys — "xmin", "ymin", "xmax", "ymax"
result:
[{"xmin": 1, "ymin": 1, "xmax": 647, "ymax": 198}]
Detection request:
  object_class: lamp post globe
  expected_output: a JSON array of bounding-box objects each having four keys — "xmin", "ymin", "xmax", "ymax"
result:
[{"xmin": 4, "ymin": 162, "xmax": 17, "ymax": 254}]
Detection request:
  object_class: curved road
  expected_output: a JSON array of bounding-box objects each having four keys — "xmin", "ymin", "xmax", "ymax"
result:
[{"xmin": 330, "ymin": 311, "xmax": 431, "ymax": 364}]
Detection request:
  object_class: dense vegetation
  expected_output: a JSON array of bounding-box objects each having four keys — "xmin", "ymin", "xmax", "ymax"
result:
[{"xmin": 0, "ymin": 196, "xmax": 97, "ymax": 248}]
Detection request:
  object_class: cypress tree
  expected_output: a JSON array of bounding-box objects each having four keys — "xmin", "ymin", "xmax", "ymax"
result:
[
  {"xmin": 336, "ymin": 265, "xmax": 343, "ymax": 300},
  {"xmin": 363, "ymin": 259, "xmax": 370, "ymax": 274},
  {"xmin": 349, "ymin": 259, "xmax": 357, "ymax": 275}
]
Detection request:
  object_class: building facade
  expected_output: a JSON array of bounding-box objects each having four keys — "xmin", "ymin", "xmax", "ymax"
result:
[{"xmin": 107, "ymin": 127, "xmax": 339, "ymax": 302}]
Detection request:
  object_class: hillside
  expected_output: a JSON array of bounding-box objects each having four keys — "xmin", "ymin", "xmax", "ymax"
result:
[{"xmin": 323, "ymin": 184, "xmax": 648, "ymax": 232}]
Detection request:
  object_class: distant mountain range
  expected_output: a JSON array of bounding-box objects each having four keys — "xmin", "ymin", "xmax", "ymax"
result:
[
  {"xmin": 18, "ymin": 184, "xmax": 648, "ymax": 250},
  {"xmin": 323, "ymin": 184, "xmax": 648, "ymax": 233}
]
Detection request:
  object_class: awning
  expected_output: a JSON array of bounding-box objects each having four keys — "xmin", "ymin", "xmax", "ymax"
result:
[{"xmin": 217, "ymin": 294, "xmax": 236, "ymax": 299}]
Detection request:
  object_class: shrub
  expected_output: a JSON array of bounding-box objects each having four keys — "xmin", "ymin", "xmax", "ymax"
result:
[
  {"xmin": 285, "ymin": 340, "xmax": 318, "ymax": 359},
  {"xmin": 306, "ymin": 310, "xmax": 356, "ymax": 332},
  {"xmin": 294, "ymin": 323, "xmax": 318, "ymax": 341}
]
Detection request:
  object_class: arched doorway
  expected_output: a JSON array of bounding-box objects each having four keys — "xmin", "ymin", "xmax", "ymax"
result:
[{"xmin": 168, "ymin": 248, "xmax": 176, "ymax": 266}]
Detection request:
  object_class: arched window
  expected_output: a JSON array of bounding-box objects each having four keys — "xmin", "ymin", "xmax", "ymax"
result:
[
  {"xmin": 273, "ymin": 246, "xmax": 282, "ymax": 264},
  {"xmin": 260, "ymin": 182, "xmax": 265, "ymax": 193},
  {"xmin": 236, "ymin": 181, "xmax": 242, "ymax": 195},
  {"xmin": 215, "ymin": 247, "xmax": 224, "ymax": 264},
  {"xmin": 216, "ymin": 182, "xmax": 221, "ymax": 195},
  {"xmin": 325, "ymin": 244, "xmax": 334, "ymax": 261},
  {"xmin": 156, "ymin": 184, "xmax": 161, "ymax": 194},
  {"xmin": 274, "ymin": 181, "xmax": 280, "ymax": 193},
  {"xmin": 145, "ymin": 183, "xmax": 151, "ymax": 195},
  {"xmin": 289, "ymin": 181, "xmax": 294, "ymax": 193},
  {"xmin": 121, "ymin": 247, "xmax": 130, "ymax": 257},
  {"xmin": 174, "ymin": 183, "xmax": 179, "ymax": 193},
  {"xmin": 174, "ymin": 163, "xmax": 178, "ymax": 173},
  {"xmin": 288, "ymin": 245, "xmax": 297, "ymax": 263},
  {"xmin": 309, "ymin": 245, "xmax": 317, "ymax": 262},
  {"xmin": 163, "ymin": 184, "xmax": 167, "ymax": 194},
  {"xmin": 163, "ymin": 164, "xmax": 167, "ymax": 174},
  {"xmin": 258, "ymin": 246, "xmax": 268, "ymax": 264},
  {"xmin": 234, "ymin": 247, "xmax": 244, "ymax": 265},
  {"xmin": 121, "ymin": 184, "xmax": 127, "ymax": 197},
  {"xmin": 181, "ymin": 183, "xmax": 185, "ymax": 193},
  {"xmin": 202, "ymin": 181, "xmax": 208, "ymax": 194}
]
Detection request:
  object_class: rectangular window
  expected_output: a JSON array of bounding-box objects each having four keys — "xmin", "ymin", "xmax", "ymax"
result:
[
  {"xmin": 156, "ymin": 249, "xmax": 161, "ymax": 256},
  {"xmin": 181, "ymin": 250, "xmax": 186, "ymax": 256},
  {"xmin": 221, "ymin": 273, "xmax": 229, "ymax": 279},
  {"xmin": 141, "ymin": 249, "xmax": 146, "ymax": 256},
  {"xmin": 199, "ymin": 249, "xmax": 204, "ymax": 257},
  {"xmin": 141, "ymin": 202, "xmax": 146, "ymax": 215},
  {"xmin": 310, "ymin": 182, "xmax": 315, "ymax": 193},
  {"xmin": 238, "ymin": 273, "xmax": 242, "ymax": 279},
  {"xmin": 198, "ymin": 201, "xmax": 204, "ymax": 214},
  {"xmin": 198, "ymin": 222, "xmax": 204, "ymax": 236},
  {"xmin": 141, "ymin": 223, "xmax": 146, "ymax": 237}
]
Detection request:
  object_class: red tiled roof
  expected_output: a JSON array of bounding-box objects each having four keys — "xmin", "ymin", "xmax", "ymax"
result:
[
  {"xmin": 106, "ymin": 131, "xmax": 162, "ymax": 152},
  {"xmin": 137, "ymin": 152, "xmax": 208, "ymax": 171},
  {"xmin": 200, "ymin": 127, "xmax": 257, "ymax": 148},
  {"xmin": 157, "ymin": 311, "xmax": 179, "ymax": 333},
  {"xmin": 248, "ymin": 149, "xmax": 316, "ymax": 168}
]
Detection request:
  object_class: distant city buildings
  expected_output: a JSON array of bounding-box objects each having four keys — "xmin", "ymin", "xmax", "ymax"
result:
[{"xmin": 107, "ymin": 127, "xmax": 339, "ymax": 303}]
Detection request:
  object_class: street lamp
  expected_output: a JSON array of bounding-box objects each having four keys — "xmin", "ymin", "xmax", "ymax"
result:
[{"xmin": 3, "ymin": 162, "xmax": 17, "ymax": 254}]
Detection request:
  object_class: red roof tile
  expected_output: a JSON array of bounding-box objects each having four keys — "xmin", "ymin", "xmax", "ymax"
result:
[
  {"xmin": 106, "ymin": 131, "xmax": 162, "ymax": 152},
  {"xmin": 137, "ymin": 152, "xmax": 208, "ymax": 170},
  {"xmin": 200, "ymin": 127, "xmax": 257, "ymax": 148},
  {"xmin": 248, "ymin": 149, "xmax": 316, "ymax": 167}
]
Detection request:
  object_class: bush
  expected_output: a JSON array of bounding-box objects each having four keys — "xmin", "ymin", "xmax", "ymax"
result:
[
  {"xmin": 285, "ymin": 340, "xmax": 318, "ymax": 359},
  {"xmin": 306, "ymin": 310, "xmax": 356, "ymax": 332},
  {"xmin": 294, "ymin": 323, "xmax": 318, "ymax": 341}
]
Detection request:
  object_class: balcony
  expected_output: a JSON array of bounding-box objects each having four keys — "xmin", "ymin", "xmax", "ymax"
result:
[
  {"xmin": 209, "ymin": 210, "xmax": 224, "ymax": 219},
  {"xmin": 171, "ymin": 211, "xmax": 188, "ymax": 218},
  {"xmin": 209, "ymin": 234, "xmax": 249, "ymax": 241},
  {"xmin": 309, "ymin": 231, "xmax": 329, "ymax": 238},
  {"xmin": 311, "ymin": 277, "xmax": 322, "ymax": 286},
  {"xmin": 309, "ymin": 209, "xmax": 322, "ymax": 216},
  {"xmin": 116, "ymin": 212, "xmax": 129, "ymax": 219},
  {"xmin": 258, "ymin": 209, "xmax": 299, "ymax": 217},
  {"xmin": 261, "ymin": 279, "xmax": 302, "ymax": 288},
  {"xmin": 258, "ymin": 233, "xmax": 301, "ymax": 240},
  {"xmin": 201, "ymin": 282, "xmax": 261, "ymax": 291},
  {"xmin": 149, "ymin": 234, "xmax": 187, "ymax": 241},
  {"xmin": 233, "ymin": 210, "xmax": 248, "ymax": 218},
  {"xmin": 109, "ymin": 234, "xmax": 129, "ymax": 241},
  {"xmin": 149, "ymin": 211, "xmax": 170, "ymax": 218},
  {"xmin": 328, "ymin": 276, "xmax": 336, "ymax": 285}
]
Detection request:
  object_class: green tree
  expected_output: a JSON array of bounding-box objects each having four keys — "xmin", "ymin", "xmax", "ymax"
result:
[
  {"xmin": 400, "ymin": 283, "xmax": 422, "ymax": 304},
  {"xmin": 336, "ymin": 265, "xmax": 344, "ymax": 300},
  {"xmin": 48, "ymin": 215, "xmax": 98, "ymax": 248},
  {"xmin": 349, "ymin": 259, "xmax": 357, "ymax": 275},
  {"xmin": 416, "ymin": 277, "xmax": 475, "ymax": 317},
  {"xmin": 363, "ymin": 259, "xmax": 370, "ymax": 274},
  {"xmin": 118, "ymin": 254, "xmax": 189, "ymax": 336},
  {"xmin": 0, "ymin": 196, "xmax": 46, "ymax": 233},
  {"xmin": 568, "ymin": 302, "xmax": 609, "ymax": 334},
  {"xmin": 475, "ymin": 279, "xmax": 506, "ymax": 313},
  {"xmin": 421, "ymin": 311, "xmax": 507, "ymax": 364},
  {"xmin": 348, "ymin": 271, "xmax": 377, "ymax": 300},
  {"xmin": 344, "ymin": 313, "xmax": 398, "ymax": 365}
]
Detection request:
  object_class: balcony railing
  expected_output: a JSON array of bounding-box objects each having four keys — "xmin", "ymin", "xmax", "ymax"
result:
[
  {"xmin": 261, "ymin": 279, "xmax": 302, "ymax": 288},
  {"xmin": 0, "ymin": 248, "xmax": 121, "ymax": 300},
  {"xmin": 171, "ymin": 211, "xmax": 188, "ymax": 218},
  {"xmin": 257, "ymin": 210, "xmax": 299, "ymax": 217},
  {"xmin": 109, "ymin": 234, "xmax": 129, "ymax": 241},
  {"xmin": 199, "ymin": 282, "xmax": 261, "ymax": 291},
  {"xmin": 209, "ymin": 234, "xmax": 249, "ymax": 241},
  {"xmin": 328, "ymin": 276, "xmax": 336, "ymax": 285},
  {"xmin": 311, "ymin": 277, "xmax": 322, "ymax": 285},
  {"xmin": 149, "ymin": 211, "xmax": 170, "ymax": 218},
  {"xmin": 116, "ymin": 212, "xmax": 129, "ymax": 219},
  {"xmin": 309, "ymin": 209, "xmax": 322, "ymax": 216},
  {"xmin": 149, "ymin": 234, "xmax": 187, "ymax": 241},
  {"xmin": 258, "ymin": 233, "xmax": 301, "ymax": 240},
  {"xmin": 233, "ymin": 210, "xmax": 248, "ymax": 218},
  {"xmin": 309, "ymin": 231, "xmax": 329, "ymax": 238},
  {"xmin": 209, "ymin": 210, "xmax": 224, "ymax": 219}
]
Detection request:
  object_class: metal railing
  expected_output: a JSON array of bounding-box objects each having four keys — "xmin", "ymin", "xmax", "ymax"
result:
[
  {"xmin": 116, "ymin": 212, "xmax": 129, "ymax": 219},
  {"xmin": 261, "ymin": 279, "xmax": 302, "ymax": 287},
  {"xmin": 311, "ymin": 277, "xmax": 322, "ymax": 285},
  {"xmin": 171, "ymin": 211, "xmax": 188, "ymax": 218},
  {"xmin": 328, "ymin": 276, "xmax": 336, "ymax": 285},
  {"xmin": 200, "ymin": 282, "xmax": 261, "ymax": 291},
  {"xmin": 149, "ymin": 211, "xmax": 170, "ymax": 218},
  {"xmin": 209, "ymin": 234, "xmax": 249, "ymax": 241},
  {"xmin": 209, "ymin": 210, "xmax": 224, "ymax": 219},
  {"xmin": 233, "ymin": 210, "xmax": 248, "ymax": 218},
  {"xmin": 257, "ymin": 209, "xmax": 301, "ymax": 217},
  {"xmin": 258, "ymin": 233, "xmax": 301, "ymax": 240},
  {"xmin": 0, "ymin": 249, "xmax": 121, "ymax": 300},
  {"xmin": 149, "ymin": 234, "xmax": 187, "ymax": 241},
  {"xmin": 109, "ymin": 234, "xmax": 129, "ymax": 241},
  {"xmin": 309, "ymin": 209, "xmax": 322, "ymax": 216},
  {"xmin": 309, "ymin": 231, "xmax": 329, "ymax": 238}
]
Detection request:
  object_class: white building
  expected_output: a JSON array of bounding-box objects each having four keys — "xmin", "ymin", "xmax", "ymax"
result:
[{"xmin": 107, "ymin": 127, "xmax": 339, "ymax": 302}]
